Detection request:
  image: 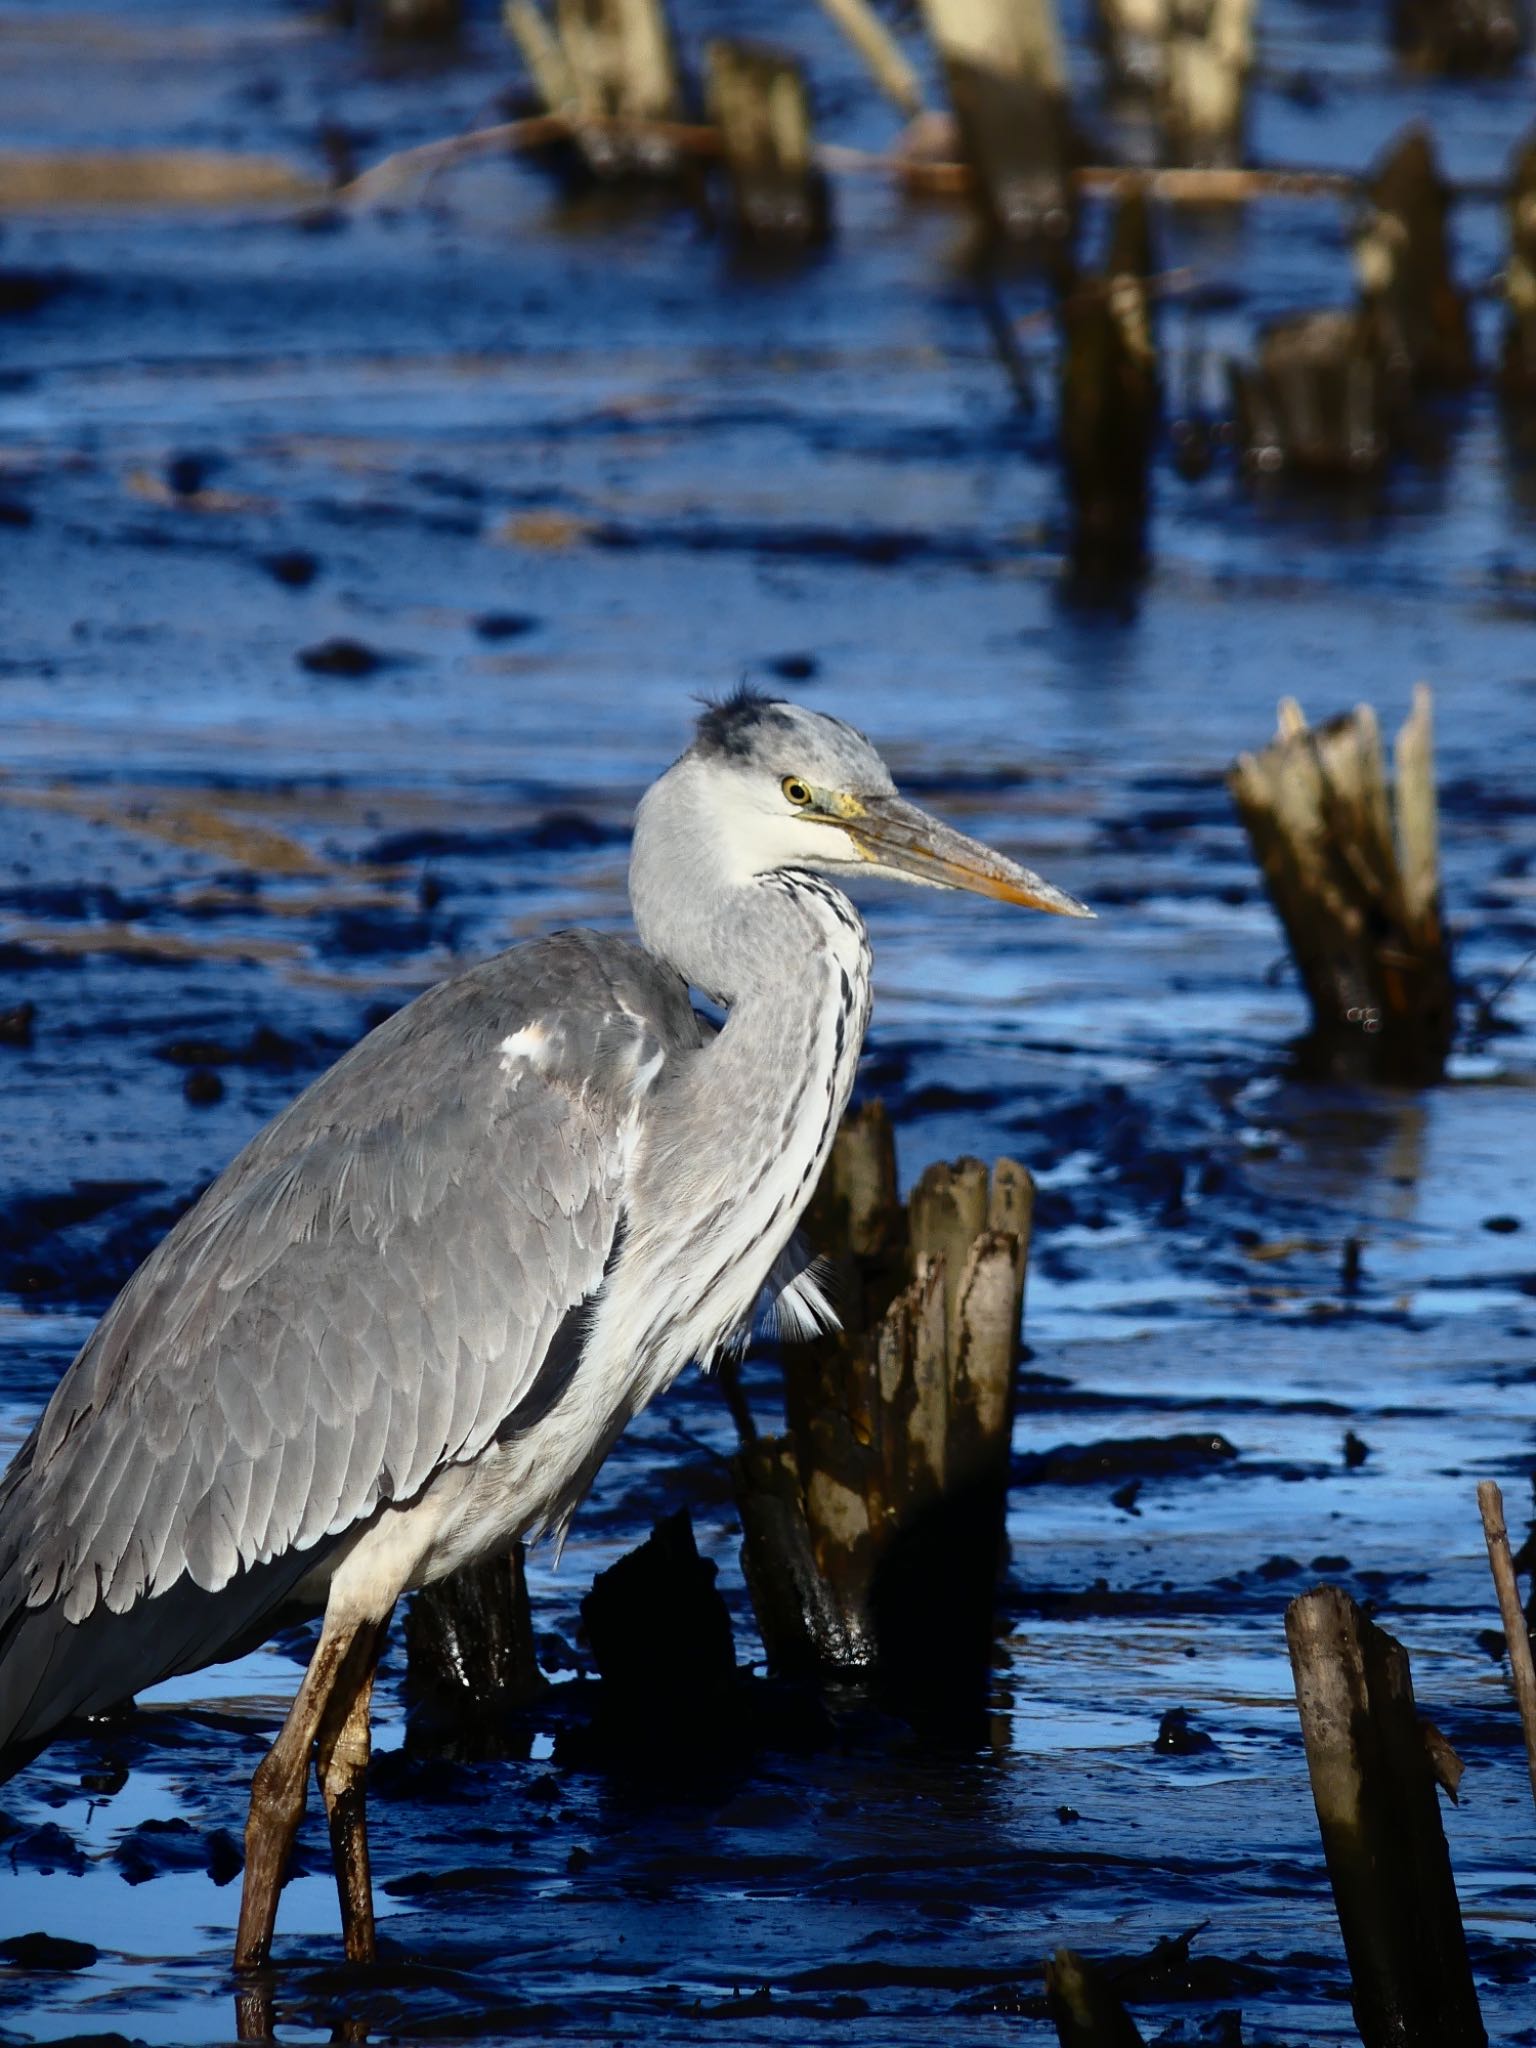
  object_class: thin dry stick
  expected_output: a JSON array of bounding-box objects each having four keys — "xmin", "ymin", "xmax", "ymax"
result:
[
  {"xmin": 1476, "ymin": 1479, "xmax": 1536, "ymax": 1815},
  {"xmin": 339, "ymin": 116, "xmax": 1508, "ymax": 213},
  {"xmin": 815, "ymin": 0, "xmax": 925, "ymax": 119}
]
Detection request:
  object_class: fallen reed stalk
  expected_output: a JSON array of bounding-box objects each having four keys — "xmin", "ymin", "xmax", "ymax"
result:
[{"xmin": 1475, "ymin": 1479, "xmax": 1536, "ymax": 1815}]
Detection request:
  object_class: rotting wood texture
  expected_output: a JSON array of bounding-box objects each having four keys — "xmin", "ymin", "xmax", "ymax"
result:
[
  {"xmin": 705, "ymin": 40, "xmax": 830, "ymax": 250},
  {"xmin": 1285, "ymin": 1585, "xmax": 1486, "ymax": 2048},
  {"xmin": 506, "ymin": 0, "xmax": 686, "ymax": 180},
  {"xmin": 403, "ymin": 1543, "xmax": 543, "ymax": 1753},
  {"xmin": 1059, "ymin": 189, "xmax": 1159, "ymax": 585},
  {"xmin": 1227, "ymin": 685, "xmax": 1455, "ymax": 1083},
  {"xmin": 733, "ymin": 1102, "xmax": 1032, "ymax": 1727},
  {"xmin": 921, "ymin": 0, "xmax": 1075, "ymax": 254}
]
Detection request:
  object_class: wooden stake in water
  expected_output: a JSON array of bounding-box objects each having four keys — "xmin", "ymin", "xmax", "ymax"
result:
[
  {"xmin": 705, "ymin": 40, "xmax": 830, "ymax": 249},
  {"xmin": 920, "ymin": 0, "xmax": 1075, "ymax": 254},
  {"xmin": 1227, "ymin": 686, "xmax": 1455, "ymax": 1082},
  {"xmin": 1285, "ymin": 1586, "xmax": 1486, "ymax": 2048},
  {"xmin": 1475, "ymin": 1480, "xmax": 1536, "ymax": 1816}
]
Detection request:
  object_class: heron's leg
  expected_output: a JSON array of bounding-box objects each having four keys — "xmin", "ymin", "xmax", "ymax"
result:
[
  {"xmin": 235, "ymin": 1613, "xmax": 368, "ymax": 1974},
  {"xmin": 314, "ymin": 1612, "xmax": 391, "ymax": 1965}
]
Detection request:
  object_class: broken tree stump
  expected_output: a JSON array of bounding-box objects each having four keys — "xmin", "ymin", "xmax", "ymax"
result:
[
  {"xmin": 404, "ymin": 1543, "xmax": 544, "ymax": 1751},
  {"xmin": 1045, "ymin": 1948, "xmax": 1148, "ymax": 2047},
  {"xmin": 1356, "ymin": 126, "xmax": 1475, "ymax": 390},
  {"xmin": 920, "ymin": 0, "xmax": 1076, "ymax": 255},
  {"xmin": 1500, "ymin": 131, "xmax": 1536, "ymax": 405},
  {"xmin": 1285, "ymin": 1586, "xmax": 1486, "ymax": 2048},
  {"xmin": 1227, "ymin": 685, "xmax": 1456, "ymax": 1083},
  {"xmin": 1162, "ymin": 0, "xmax": 1253, "ymax": 169},
  {"xmin": 1059, "ymin": 190, "xmax": 1159, "ymax": 585},
  {"xmin": 1231, "ymin": 308, "xmax": 1391, "ymax": 480},
  {"xmin": 704, "ymin": 40, "xmax": 830, "ymax": 251},
  {"xmin": 506, "ymin": 0, "xmax": 686, "ymax": 181},
  {"xmin": 733, "ymin": 1105, "xmax": 1032, "ymax": 1728},
  {"xmin": 1392, "ymin": 0, "xmax": 1525, "ymax": 74},
  {"xmin": 1475, "ymin": 1480, "xmax": 1536, "ymax": 1817},
  {"xmin": 579, "ymin": 1508, "xmax": 738, "ymax": 1753}
]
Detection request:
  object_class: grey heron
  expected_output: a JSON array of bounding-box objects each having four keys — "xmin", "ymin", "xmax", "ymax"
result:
[{"xmin": 0, "ymin": 691, "xmax": 1090, "ymax": 1974}]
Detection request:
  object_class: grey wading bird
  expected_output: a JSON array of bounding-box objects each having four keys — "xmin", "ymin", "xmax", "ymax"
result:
[{"xmin": 0, "ymin": 692, "xmax": 1090, "ymax": 1973}]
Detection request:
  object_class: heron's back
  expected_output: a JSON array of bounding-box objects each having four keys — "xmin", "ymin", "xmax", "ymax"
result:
[{"xmin": 0, "ymin": 930, "xmax": 699, "ymax": 1755}]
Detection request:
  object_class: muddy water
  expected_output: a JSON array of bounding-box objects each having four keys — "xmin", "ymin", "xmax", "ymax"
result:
[{"xmin": 1, "ymin": 1, "xmax": 1535, "ymax": 2041}]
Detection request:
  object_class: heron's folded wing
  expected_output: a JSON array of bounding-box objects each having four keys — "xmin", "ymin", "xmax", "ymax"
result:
[{"xmin": 5, "ymin": 934, "xmax": 695, "ymax": 1628}]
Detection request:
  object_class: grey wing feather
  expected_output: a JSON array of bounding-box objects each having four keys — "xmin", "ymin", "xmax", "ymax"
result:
[{"xmin": 0, "ymin": 930, "xmax": 697, "ymax": 1746}]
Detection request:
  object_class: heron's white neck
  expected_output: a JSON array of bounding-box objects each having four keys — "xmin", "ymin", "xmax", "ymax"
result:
[{"xmin": 617, "ymin": 829, "xmax": 873, "ymax": 1388}]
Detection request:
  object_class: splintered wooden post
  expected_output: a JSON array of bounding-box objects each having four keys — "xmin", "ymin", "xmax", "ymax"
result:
[
  {"xmin": 509, "ymin": 0, "xmax": 685, "ymax": 179},
  {"xmin": 1500, "ymin": 132, "xmax": 1536, "ymax": 404},
  {"xmin": 1475, "ymin": 1481, "xmax": 1536, "ymax": 1815},
  {"xmin": 733, "ymin": 1111, "xmax": 1034, "ymax": 1720},
  {"xmin": 1044, "ymin": 1948, "xmax": 1148, "ymax": 2047},
  {"xmin": 581, "ymin": 1510, "xmax": 737, "ymax": 1740},
  {"xmin": 1231, "ymin": 309, "xmax": 1390, "ymax": 480},
  {"xmin": 1162, "ymin": 0, "xmax": 1252, "ymax": 169},
  {"xmin": 920, "ymin": 0, "xmax": 1075, "ymax": 254},
  {"xmin": 1227, "ymin": 686, "xmax": 1455, "ymax": 1082},
  {"xmin": 1356, "ymin": 126, "xmax": 1474, "ymax": 390},
  {"xmin": 1285, "ymin": 1587, "xmax": 1486, "ymax": 2048},
  {"xmin": 1392, "ymin": 0, "xmax": 1525, "ymax": 73},
  {"xmin": 705, "ymin": 40, "xmax": 830, "ymax": 250},
  {"xmin": 1059, "ymin": 190, "xmax": 1159, "ymax": 585},
  {"xmin": 404, "ymin": 1544, "xmax": 543, "ymax": 1745}
]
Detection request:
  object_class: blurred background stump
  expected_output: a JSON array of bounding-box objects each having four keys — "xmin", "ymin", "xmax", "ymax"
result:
[
  {"xmin": 1392, "ymin": 0, "xmax": 1525, "ymax": 74},
  {"xmin": 733, "ymin": 1102, "xmax": 1033, "ymax": 1733},
  {"xmin": 1500, "ymin": 131, "xmax": 1536, "ymax": 404},
  {"xmin": 505, "ymin": 0, "xmax": 687, "ymax": 180},
  {"xmin": 1286, "ymin": 1586, "xmax": 1486, "ymax": 2048},
  {"xmin": 1356, "ymin": 126, "xmax": 1474, "ymax": 391},
  {"xmin": 1161, "ymin": 0, "xmax": 1252, "ymax": 169},
  {"xmin": 404, "ymin": 1543, "xmax": 544, "ymax": 1754},
  {"xmin": 1227, "ymin": 685, "xmax": 1455, "ymax": 1083},
  {"xmin": 922, "ymin": 0, "xmax": 1076, "ymax": 258},
  {"xmin": 705, "ymin": 40, "xmax": 830, "ymax": 251},
  {"xmin": 1060, "ymin": 190, "xmax": 1158, "ymax": 586},
  {"xmin": 1231, "ymin": 309, "xmax": 1389, "ymax": 480}
]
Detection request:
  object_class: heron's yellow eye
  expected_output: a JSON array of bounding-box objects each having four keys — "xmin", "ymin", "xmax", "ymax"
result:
[{"xmin": 782, "ymin": 777, "xmax": 813, "ymax": 808}]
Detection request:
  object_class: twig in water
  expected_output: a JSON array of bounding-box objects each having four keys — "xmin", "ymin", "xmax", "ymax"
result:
[{"xmin": 1476, "ymin": 1479, "xmax": 1536, "ymax": 1817}]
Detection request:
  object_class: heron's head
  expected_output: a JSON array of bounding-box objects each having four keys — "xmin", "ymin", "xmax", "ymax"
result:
[{"xmin": 631, "ymin": 691, "xmax": 1090, "ymax": 988}]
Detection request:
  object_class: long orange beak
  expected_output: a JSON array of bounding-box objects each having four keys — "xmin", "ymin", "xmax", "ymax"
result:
[{"xmin": 844, "ymin": 794, "xmax": 1094, "ymax": 918}]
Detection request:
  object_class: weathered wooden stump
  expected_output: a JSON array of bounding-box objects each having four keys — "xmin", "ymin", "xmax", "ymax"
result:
[
  {"xmin": 1094, "ymin": 0, "xmax": 1251, "ymax": 166},
  {"xmin": 733, "ymin": 1104, "xmax": 1032, "ymax": 1729},
  {"xmin": 1227, "ymin": 686, "xmax": 1455, "ymax": 1083},
  {"xmin": 580, "ymin": 1508, "xmax": 738, "ymax": 1750},
  {"xmin": 1285, "ymin": 1586, "xmax": 1486, "ymax": 2048},
  {"xmin": 705, "ymin": 40, "xmax": 830, "ymax": 251},
  {"xmin": 1045, "ymin": 1947, "xmax": 1147, "ymax": 2047},
  {"xmin": 506, "ymin": 0, "xmax": 686, "ymax": 181},
  {"xmin": 1161, "ymin": 0, "xmax": 1252, "ymax": 169},
  {"xmin": 1231, "ymin": 308, "xmax": 1391, "ymax": 480},
  {"xmin": 403, "ymin": 1543, "xmax": 544, "ymax": 1750},
  {"xmin": 1356, "ymin": 126, "xmax": 1475, "ymax": 390},
  {"xmin": 920, "ymin": 0, "xmax": 1076, "ymax": 257},
  {"xmin": 1392, "ymin": 0, "xmax": 1525, "ymax": 74},
  {"xmin": 1500, "ymin": 131, "xmax": 1536, "ymax": 404},
  {"xmin": 1059, "ymin": 191, "xmax": 1159, "ymax": 585}
]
